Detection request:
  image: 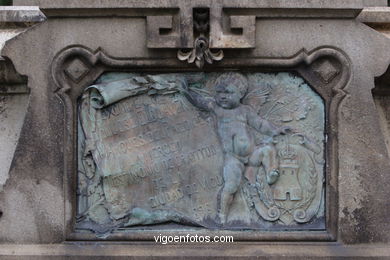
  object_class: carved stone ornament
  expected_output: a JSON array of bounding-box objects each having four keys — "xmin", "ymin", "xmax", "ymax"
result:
[
  {"xmin": 76, "ymin": 71, "xmax": 325, "ymax": 236},
  {"xmin": 177, "ymin": 37, "xmax": 223, "ymax": 68},
  {"xmin": 51, "ymin": 45, "xmax": 350, "ymax": 240},
  {"xmin": 146, "ymin": 6, "xmax": 255, "ymax": 68}
]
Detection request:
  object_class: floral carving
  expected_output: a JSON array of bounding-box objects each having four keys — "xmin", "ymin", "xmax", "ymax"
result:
[{"xmin": 177, "ymin": 37, "xmax": 223, "ymax": 68}]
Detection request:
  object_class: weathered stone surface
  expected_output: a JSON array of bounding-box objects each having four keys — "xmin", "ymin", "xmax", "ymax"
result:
[
  {"xmin": 359, "ymin": 7, "xmax": 390, "ymax": 24},
  {"xmin": 0, "ymin": 7, "xmax": 45, "ymax": 51},
  {"xmin": 0, "ymin": 6, "xmax": 45, "ymax": 24},
  {"xmin": 12, "ymin": 0, "xmax": 386, "ymax": 10},
  {"xmin": 0, "ymin": 7, "xmax": 44, "ymax": 193},
  {"xmin": 0, "ymin": 94, "xmax": 28, "ymax": 191},
  {"xmin": 0, "ymin": 243, "xmax": 389, "ymax": 259},
  {"xmin": 0, "ymin": 0, "xmax": 389, "ymax": 258},
  {"xmin": 373, "ymin": 95, "xmax": 390, "ymax": 158},
  {"xmin": 358, "ymin": 7, "xmax": 390, "ymax": 38}
]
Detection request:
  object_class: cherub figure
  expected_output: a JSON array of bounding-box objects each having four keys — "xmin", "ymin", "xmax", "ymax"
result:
[{"xmin": 180, "ymin": 73, "xmax": 288, "ymax": 224}]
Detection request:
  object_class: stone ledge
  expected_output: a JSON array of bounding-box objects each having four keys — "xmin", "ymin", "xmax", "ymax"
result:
[
  {"xmin": 11, "ymin": 0, "xmax": 388, "ymax": 9},
  {"xmin": 358, "ymin": 7, "xmax": 390, "ymax": 24},
  {"xmin": 11, "ymin": 0, "xmax": 370, "ymax": 18},
  {"xmin": 0, "ymin": 243, "xmax": 389, "ymax": 258},
  {"xmin": 0, "ymin": 7, "xmax": 46, "ymax": 55},
  {"xmin": 358, "ymin": 7, "xmax": 390, "ymax": 38},
  {"xmin": 0, "ymin": 6, "xmax": 45, "ymax": 24}
]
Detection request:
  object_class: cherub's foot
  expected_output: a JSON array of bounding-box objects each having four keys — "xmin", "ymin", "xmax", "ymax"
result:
[{"xmin": 266, "ymin": 169, "xmax": 280, "ymax": 185}]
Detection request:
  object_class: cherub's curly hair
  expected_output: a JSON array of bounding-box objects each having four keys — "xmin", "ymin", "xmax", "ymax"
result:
[{"xmin": 214, "ymin": 72, "xmax": 248, "ymax": 98}]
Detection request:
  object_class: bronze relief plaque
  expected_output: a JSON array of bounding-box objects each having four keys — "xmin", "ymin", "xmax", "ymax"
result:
[{"xmin": 76, "ymin": 72, "xmax": 325, "ymax": 236}]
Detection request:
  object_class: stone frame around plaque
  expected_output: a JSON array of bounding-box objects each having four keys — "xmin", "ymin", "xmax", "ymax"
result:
[{"xmin": 51, "ymin": 45, "xmax": 351, "ymax": 241}]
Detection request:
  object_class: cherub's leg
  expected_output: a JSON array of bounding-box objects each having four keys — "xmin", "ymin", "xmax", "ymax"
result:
[
  {"xmin": 219, "ymin": 154, "xmax": 244, "ymax": 224},
  {"xmin": 248, "ymin": 145, "xmax": 279, "ymax": 185}
]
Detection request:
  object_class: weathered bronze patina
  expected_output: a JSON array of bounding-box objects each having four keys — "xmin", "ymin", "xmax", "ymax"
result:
[{"xmin": 77, "ymin": 72, "xmax": 325, "ymax": 236}]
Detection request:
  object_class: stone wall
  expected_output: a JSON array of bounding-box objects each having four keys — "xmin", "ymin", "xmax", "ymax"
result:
[{"xmin": 0, "ymin": 1, "xmax": 389, "ymax": 258}]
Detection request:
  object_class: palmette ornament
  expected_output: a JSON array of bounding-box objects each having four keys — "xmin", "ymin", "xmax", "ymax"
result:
[{"xmin": 177, "ymin": 37, "xmax": 223, "ymax": 68}]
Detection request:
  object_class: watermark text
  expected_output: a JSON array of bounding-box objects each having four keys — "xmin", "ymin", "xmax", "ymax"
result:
[{"xmin": 154, "ymin": 234, "xmax": 234, "ymax": 244}]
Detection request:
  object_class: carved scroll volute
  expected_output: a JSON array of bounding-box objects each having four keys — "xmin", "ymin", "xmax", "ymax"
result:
[{"xmin": 209, "ymin": 5, "xmax": 256, "ymax": 48}]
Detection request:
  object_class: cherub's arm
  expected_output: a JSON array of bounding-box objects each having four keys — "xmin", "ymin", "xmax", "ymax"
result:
[
  {"xmin": 246, "ymin": 106, "xmax": 288, "ymax": 136},
  {"xmin": 178, "ymin": 78, "xmax": 215, "ymax": 112}
]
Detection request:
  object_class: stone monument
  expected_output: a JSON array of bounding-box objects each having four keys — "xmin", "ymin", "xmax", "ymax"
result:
[{"xmin": 0, "ymin": 0, "xmax": 389, "ymax": 258}]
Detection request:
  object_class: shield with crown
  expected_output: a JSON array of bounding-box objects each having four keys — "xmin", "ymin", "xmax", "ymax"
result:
[{"xmin": 251, "ymin": 132, "xmax": 325, "ymax": 225}]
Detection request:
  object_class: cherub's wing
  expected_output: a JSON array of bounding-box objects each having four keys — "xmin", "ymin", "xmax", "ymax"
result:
[{"xmin": 242, "ymin": 85, "xmax": 271, "ymax": 110}]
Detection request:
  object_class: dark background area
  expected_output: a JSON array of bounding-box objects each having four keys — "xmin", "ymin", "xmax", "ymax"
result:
[{"xmin": 0, "ymin": 0, "xmax": 12, "ymax": 5}]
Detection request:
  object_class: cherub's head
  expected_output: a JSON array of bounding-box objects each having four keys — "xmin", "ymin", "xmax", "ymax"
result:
[{"xmin": 214, "ymin": 73, "xmax": 248, "ymax": 109}]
